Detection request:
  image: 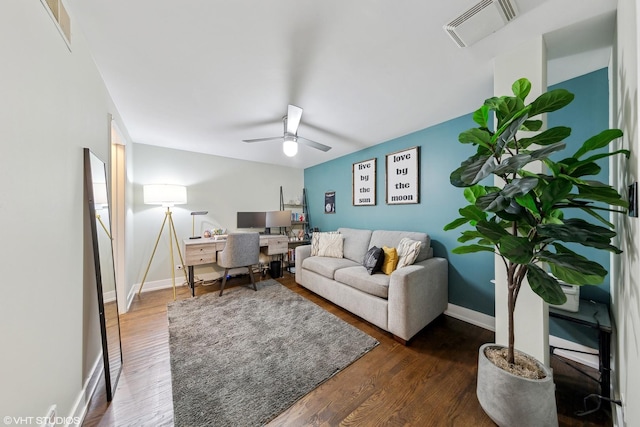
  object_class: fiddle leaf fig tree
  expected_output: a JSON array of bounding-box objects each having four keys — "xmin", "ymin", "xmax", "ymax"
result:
[{"xmin": 445, "ymin": 78, "xmax": 629, "ymax": 365}]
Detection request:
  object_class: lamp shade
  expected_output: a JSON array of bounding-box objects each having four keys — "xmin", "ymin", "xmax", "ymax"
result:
[{"xmin": 143, "ymin": 184, "xmax": 187, "ymax": 206}]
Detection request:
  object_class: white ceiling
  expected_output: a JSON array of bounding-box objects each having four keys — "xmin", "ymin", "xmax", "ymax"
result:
[{"xmin": 67, "ymin": 0, "xmax": 617, "ymax": 169}]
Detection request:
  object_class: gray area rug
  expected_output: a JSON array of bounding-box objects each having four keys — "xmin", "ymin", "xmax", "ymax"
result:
[{"xmin": 167, "ymin": 280, "xmax": 379, "ymax": 427}]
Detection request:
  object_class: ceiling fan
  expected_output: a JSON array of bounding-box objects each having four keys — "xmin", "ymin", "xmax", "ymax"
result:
[{"xmin": 243, "ymin": 105, "xmax": 332, "ymax": 157}]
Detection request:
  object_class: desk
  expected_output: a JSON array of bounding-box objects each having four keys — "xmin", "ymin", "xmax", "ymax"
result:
[
  {"xmin": 183, "ymin": 235, "xmax": 288, "ymax": 296},
  {"xmin": 549, "ymin": 299, "xmax": 612, "ymax": 398}
]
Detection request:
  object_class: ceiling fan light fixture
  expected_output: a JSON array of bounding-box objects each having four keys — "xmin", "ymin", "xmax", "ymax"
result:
[{"xmin": 283, "ymin": 136, "xmax": 298, "ymax": 157}]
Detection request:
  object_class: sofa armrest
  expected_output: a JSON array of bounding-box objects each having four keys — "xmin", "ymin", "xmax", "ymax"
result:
[
  {"xmin": 294, "ymin": 244, "xmax": 312, "ymax": 284},
  {"xmin": 388, "ymin": 257, "xmax": 448, "ymax": 342}
]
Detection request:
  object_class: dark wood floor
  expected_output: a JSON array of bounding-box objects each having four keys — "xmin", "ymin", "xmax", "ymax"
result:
[{"xmin": 84, "ymin": 273, "xmax": 612, "ymax": 426}]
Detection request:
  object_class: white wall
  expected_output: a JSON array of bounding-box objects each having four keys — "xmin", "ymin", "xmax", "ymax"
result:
[
  {"xmin": 0, "ymin": 0, "xmax": 130, "ymax": 421},
  {"xmin": 612, "ymin": 0, "xmax": 640, "ymax": 424},
  {"xmin": 131, "ymin": 143, "xmax": 304, "ymax": 291}
]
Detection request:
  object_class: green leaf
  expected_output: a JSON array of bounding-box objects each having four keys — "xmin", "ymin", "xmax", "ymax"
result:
[
  {"xmin": 528, "ymin": 142, "xmax": 566, "ymax": 161},
  {"xmin": 459, "ymin": 205, "xmax": 487, "ymax": 222},
  {"xmin": 493, "ymin": 153, "xmax": 533, "ymax": 175},
  {"xmin": 477, "ymin": 192, "xmax": 510, "ymax": 212},
  {"xmin": 464, "ymin": 185, "xmax": 487, "ymax": 204},
  {"xmin": 473, "ymin": 105, "xmax": 489, "ymax": 128},
  {"xmin": 519, "ymin": 126, "xmax": 572, "ymax": 149},
  {"xmin": 501, "ymin": 177, "xmax": 539, "ymax": 198},
  {"xmin": 540, "ymin": 178, "xmax": 573, "ymax": 212},
  {"xmin": 574, "ymin": 129, "xmax": 624, "ymax": 159},
  {"xmin": 512, "ymin": 78, "xmax": 531, "ymax": 100},
  {"xmin": 499, "ymin": 235, "xmax": 534, "ymax": 264},
  {"xmin": 566, "ymin": 149, "xmax": 631, "ymax": 176},
  {"xmin": 459, "ymin": 128, "xmax": 492, "ymax": 149},
  {"xmin": 515, "ymin": 193, "xmax": 540, "ymax": 219},
  {"xmin": 443, "ymin": 217, "xmax": 470, "ymax": 231},
  {"xmin": 537, "ymin": 218, "xmax": 621, "ymax": 253},
  {"xmin": 521, "ymin": 120, "xmax": 543, "ymax": 132},
  {"xmin": 460, "ymin": 154, "xmax": 497, "ymax": 185},
  {"xmin": 538, "ymin": 250, "xmax": 608, "ymax": 281},
  {"xmin": 526, "ymin": 264, "xmax": 567, "ymax": 305},
  {"xmin": 528, "ymin": 89, "xmax": 575, "ymax": 117},
  {"xmin": 452, "ymin": 245, "xmax": 495, "ymax": 255},
  {"xmin": 476, "ymin": 220, "xmax": 509, "ymax": 243},
  {"xmin": 494, "ymin": 113, "xmax": 529, "ymax": 154},
  {"xmin": 575, "ymin": 183, "xmax": 628, "ymax": 207}
]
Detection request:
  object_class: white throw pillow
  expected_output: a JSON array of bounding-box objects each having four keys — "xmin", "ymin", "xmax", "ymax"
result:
[
  {"xmin": 396, "ymin": 237, "xmax": 422, "ymax": 269},
  {"xmin": 311, "ymin": 231, "xmax": 340, "ymax": 256},
  {"xmin": 317, "ymin": 233, "xmax": 344, "ymax": 258}
]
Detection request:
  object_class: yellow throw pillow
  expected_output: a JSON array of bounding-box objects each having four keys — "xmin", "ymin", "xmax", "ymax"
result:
[{"xmin": 381, "ymin": 246, "xmax": 399, "ymax": 275}]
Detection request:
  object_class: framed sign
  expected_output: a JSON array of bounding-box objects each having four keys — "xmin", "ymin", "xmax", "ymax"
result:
[
  {"xmin": 386, "ymin": 146, "xmax": 419, "ymax": 204},
  {"xmin": 352, "ymin": 158, "xmax": 376, "ymax": 206},
  {"xmin": 324, "ymin": 191, "xmax": 336, "ymax": 214}
]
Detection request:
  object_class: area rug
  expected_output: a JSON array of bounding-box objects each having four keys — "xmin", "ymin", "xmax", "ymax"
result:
[{"xmin": 167, "ymin": 279, "xmax": 379, "ymax": 427}]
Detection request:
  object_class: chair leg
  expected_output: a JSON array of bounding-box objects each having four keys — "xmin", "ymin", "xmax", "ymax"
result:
[
  {"xmin": 219, "ymin": 268, "xmax": 230, "ymax": 296},
  {"xmin": 248, "ymin": 266, "xmax": 257, "ymax": 291}
]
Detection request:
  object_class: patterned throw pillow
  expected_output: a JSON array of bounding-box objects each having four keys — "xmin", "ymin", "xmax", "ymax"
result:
[
  {"xmin": 381, "ymin": 246, "xmax": 399, "ymax": 275},
  {"xmin": 310, "ymin": 231, "xmax": 340, "ymax": 256},
  {"xmin": 396, "ymin": 238, "xmax": 422, "ymax": 269},
  {"xmin": 362, "ymin": 246, "xmax": 384, "ymax": 275},
  {"xmin": 316, "ymin": 232, "xmax": 344, "ymax": 258}
]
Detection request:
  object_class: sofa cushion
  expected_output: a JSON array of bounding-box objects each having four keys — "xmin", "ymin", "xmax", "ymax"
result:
[
  {"xmin": 381, "ymin": 246, "xmax": 399, "ymax": 275},
  {"xmin": 362, "ymin": 246, "xmax": 384, "ymax": 275},
  {"xmin": 369, "ymin": 230, "xmax": 433, "ymax": 262},
  {"xmin": 337, "ymin": 228, "xmax": 373, "ymax": 263},
  {"xmin": 334, "ymin": 266, "xmax": 390, "ymax": 299},
  {"xmin": 396, "ymin": 238, "xmax": 422, "ymax": 268},
  {"xmin": 301, "ymin": 256, "xmax": 359, "ymax": 280}
]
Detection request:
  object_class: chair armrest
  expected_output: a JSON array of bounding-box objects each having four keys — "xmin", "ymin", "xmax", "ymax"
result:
[
  {"xmin": 388, "ymin": 257, "xmax": 448, "ymax": 341},
  {"xmin": 295, "ymin": 245, "xmax": 312, "ymax": 284}
]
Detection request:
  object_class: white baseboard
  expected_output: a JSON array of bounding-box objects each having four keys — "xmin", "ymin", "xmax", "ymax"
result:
[
  {"xmin": 445, "ymin": 303, "xmax": 496, "ymax": 331},
  {"xmin": 444, "ymin": 303, "xmax": 598, "ymax": 369},
  {"xmin": 69, "ymin": 354, "xmax": 103, "ymax": 427}
]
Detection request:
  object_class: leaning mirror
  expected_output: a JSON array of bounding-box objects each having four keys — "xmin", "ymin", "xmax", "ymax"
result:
[{"xmin": 84, "ymin": 148, "xmax": 123, "ymax": 401}]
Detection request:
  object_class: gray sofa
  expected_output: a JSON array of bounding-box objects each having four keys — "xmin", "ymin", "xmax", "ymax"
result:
[{"xmin": 295, "ymin": 227, "xmax": 448, "ymax": 343}]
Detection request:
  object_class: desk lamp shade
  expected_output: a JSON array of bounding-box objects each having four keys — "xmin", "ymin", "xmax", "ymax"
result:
[{"xmin": 143, "ymin": 184, "xmax": 187, "ymax": 207}]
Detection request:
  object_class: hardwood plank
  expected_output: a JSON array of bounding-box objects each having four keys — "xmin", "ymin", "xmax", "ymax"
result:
[{"xmin": 84, "ymin": 273, "xmax": 611, "ymax": 427}]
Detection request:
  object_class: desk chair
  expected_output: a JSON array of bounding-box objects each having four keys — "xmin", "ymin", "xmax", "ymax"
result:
[{"xmin": 217, "ymin": 232, "xmax": 260, "ymax": 296}]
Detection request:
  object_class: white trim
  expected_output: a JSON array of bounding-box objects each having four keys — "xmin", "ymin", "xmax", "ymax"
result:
[
  {"xmin": 445, "ymin": 303, "xmax": 599, "ymax": 369},
  {"xmin": 549, "ymin": 335, "xmax": 598, "ymax": 370},
  {"xmin": 445, "ymin": 303, "xmax": 496, "ymax": 331},
  {"xmin": 69, "ymin": 354, "xmax": 103, "ymax": 427}
]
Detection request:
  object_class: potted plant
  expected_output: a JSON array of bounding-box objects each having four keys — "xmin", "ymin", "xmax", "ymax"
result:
[{"xmin": 444, "ymin": 78, "xmax": 628, "ymax": 425}]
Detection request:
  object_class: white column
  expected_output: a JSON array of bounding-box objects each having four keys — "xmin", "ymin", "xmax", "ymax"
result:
[{"xmin": 493, "ymin": 36, "xmax": 550, "ymax": 365}]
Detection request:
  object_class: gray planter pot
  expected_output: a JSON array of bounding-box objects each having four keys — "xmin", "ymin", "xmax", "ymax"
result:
[{"xmin": 477, "ymin": 343, "xmax": 558, "ymax": 427}]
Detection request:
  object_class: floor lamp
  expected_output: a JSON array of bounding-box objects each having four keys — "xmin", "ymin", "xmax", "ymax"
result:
[{"xmin": 138, "ymin": 184, "xmax": 189, "ymax": 300}]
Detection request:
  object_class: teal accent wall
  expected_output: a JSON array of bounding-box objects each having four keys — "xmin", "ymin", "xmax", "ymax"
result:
[{"xmin": 304, "ymin": 69, "xmax": 611, "ymax": 333}]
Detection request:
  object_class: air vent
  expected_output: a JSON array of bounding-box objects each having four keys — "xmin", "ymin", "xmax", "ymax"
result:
[
  {"xmin": 443, "ymin": 0, "xmax": 518, "ymax": 48},
  {"xmin": 41, "ymin": 0, "xmax": 71, "ymax": 49}
]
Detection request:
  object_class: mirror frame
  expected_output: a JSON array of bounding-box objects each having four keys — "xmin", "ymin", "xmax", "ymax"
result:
[{"xmin": 84, "ymin": 148, "xmax": 123, "ymax": 401}]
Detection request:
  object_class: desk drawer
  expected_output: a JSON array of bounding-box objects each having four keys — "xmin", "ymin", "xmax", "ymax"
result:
[
  {"xmin": 185, "ymin": 243, "xmax": 219, "ymax": 266},
  {"xmin": 266, "ymin": 238, "xmax": 288, "ymax": 255}
]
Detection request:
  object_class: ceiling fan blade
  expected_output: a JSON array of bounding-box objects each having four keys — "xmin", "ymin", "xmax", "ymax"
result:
[
  {"xmin": 242, "ymin": 136, "xmax": 283, "ymax": 143},
  {"xmin": 286, "ymin": 105, "xmax": 303, "ymax": 135},
  {"xmin": 297, "ymin": 136, "xmax": 332, "ymax": 152}
]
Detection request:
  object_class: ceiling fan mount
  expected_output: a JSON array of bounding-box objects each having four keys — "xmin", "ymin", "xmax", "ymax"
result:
[{"xmin": 243, "ymin": 105, "xmax": 332, "ymax": 156}]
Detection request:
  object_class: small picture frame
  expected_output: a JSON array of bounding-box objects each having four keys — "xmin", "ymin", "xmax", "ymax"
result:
[
  {"xmin": 324, "ymin": 191, "xmax": 336, "ymax": 214},
  {"xmin": 353, "ymin": 158, "xmax": 376, "ymax": 206},
  {"xmin": 385, "ymin": 146, "xmax": 420, "ymax": 205}
]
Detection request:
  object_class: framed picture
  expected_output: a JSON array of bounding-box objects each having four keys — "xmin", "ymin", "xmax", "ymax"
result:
[
  {"xmin": 352, "ymin": 158, "xmax": 376, "ymax": 206},
  {"xmin": 324, "ymin": 191, "xmax": 336, "ymax": 214},
  {"xmin": 386, "ymin": 146, "xmax": 419, "ymax": 205}
]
